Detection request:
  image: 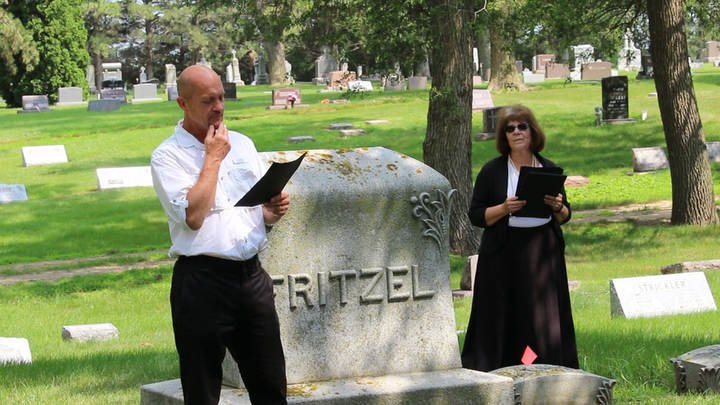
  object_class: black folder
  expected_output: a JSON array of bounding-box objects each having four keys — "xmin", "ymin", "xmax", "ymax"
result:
[
  {"xmin": 235, "ymin": 152, "xmax": 306, "ymax": 207},
  {"xmin": 513, "ymin": 166, "xmax": 567, "ymax": 218}
]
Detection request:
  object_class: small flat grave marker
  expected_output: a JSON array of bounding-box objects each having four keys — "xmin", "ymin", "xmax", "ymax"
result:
[
  {"xmin": 632, "ymin": 146, "xmax": 669, "ymax": 172},
  {"xmin": 0, "ymin": 337, "xmax": 32, "ymax": 364},
  {"xmin": 17, "ymin": 95, "xmax": 54, "ymax": 114},
  {"xmin": 610, "ymin": 272, "xmax": 717, "ymax": 319},
  {"xmin": 288, "ymin": 136, "xmax": 315, "ymax": 144},
  {"xmin": 472, "ymin": 89, "xmax": 494, "ymax": 112},
  {"xmin": 62, "ymin": 323, "xmax": 118, "ymax": 342},
  {"xmin": 661, "ymin": 259, "xmax": 720, "ymax": 274},
  {"xmin": 88, "ymin": 99, "xmax": 122, "ymax": 112},
  {"xmin": 366, "ymin": 120, "xmax": 391, "ymax": 125},
  {"xmin": 339, "ymin": 129, "xmax": 367, "ymax": 137},
  {"xmin": 328, "ymin": 123, "xmax": 354, "ymax": 130},
  {"xmin": 581, "ymin": 61, "xmax": 612, "ymax": 80},
  {"xmin": 670, "ymin": 344, "xmax": 720, "ymax": 394},
  {"xmin": 96, "ymin": 166, "xmax": 153, "ymax": 190},
  {"xmin": 21, "ymin": 145, "xmax": 68, "ymax": 167},
  {"xmin": 0, "ymin": 184, "xmax": 28, "ymax": 204}
]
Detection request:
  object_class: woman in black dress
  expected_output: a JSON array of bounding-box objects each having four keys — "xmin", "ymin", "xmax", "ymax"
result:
[{"xmin": 461, "ymin": 105, "xmax": 579, "ymax": 372}]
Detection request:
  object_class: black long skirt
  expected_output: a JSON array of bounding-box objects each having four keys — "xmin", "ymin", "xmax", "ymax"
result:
[{"xmin": 461, "ymin": 222, "xmax": 579, "ymax": 372}]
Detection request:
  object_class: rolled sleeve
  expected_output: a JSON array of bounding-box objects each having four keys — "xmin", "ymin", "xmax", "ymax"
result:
[{"xmin": 151, "ymin": 155, "xmax": 194, "ymax": 231}]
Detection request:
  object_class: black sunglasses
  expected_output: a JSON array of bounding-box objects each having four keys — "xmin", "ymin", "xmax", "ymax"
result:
[{"xmin": 505, "ymin": 122, "xmax": 530, "ymax": 132}]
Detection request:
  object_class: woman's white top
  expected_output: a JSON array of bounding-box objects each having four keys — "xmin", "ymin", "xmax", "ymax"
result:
[{"xmin": 506, "ymin": 157, "xmax": 552, "ymax": 228}]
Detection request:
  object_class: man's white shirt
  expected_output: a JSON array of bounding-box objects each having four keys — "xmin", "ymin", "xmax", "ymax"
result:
[{"xmin": 151, "ymin": 120, "xmax": 268, "ymax": 261}]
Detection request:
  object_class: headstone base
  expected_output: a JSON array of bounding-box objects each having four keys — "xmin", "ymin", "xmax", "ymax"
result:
[
  {"xmin": 312, "ymin": 77, "xmax": 327, "ymax": 85},
  {"xmin": 602, "ymin": 118, "xmax": 636, "ymax": 125},
  {"xmin": 17, "ymin": 108, "xmax": 54, "ymax": 114},
  {"xmin": 140, "ymin": 369, "xmax": 514, "ymax": 405},
  {"xmin": 55, "ymin": 101, "xmax": 87, "ymax": 107},
  {"xmin": 130, "ymin": 97, "xmax": 162, "ymax": 103},
  {"xmin": 88, "ymin": 99, "xmax": 122, "ymax": 112},
  {"xmin": 266, "ymin": 104, "xmax": 309, "ymax": 110}
]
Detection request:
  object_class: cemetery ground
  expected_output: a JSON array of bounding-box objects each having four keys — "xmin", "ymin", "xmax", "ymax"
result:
[{"xmin": 1, "ymin": 72, "xmax": 720, "ymax": 404}]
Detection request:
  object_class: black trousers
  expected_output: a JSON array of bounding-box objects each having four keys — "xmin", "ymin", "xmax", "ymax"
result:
[{"xmin": 171, "ymin": 254, "xmax": 287, "ymax": 405}]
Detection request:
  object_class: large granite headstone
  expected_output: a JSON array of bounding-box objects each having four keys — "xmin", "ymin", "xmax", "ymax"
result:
[
  {"xmin": 632, "ymin": 146, "xmax": 669, "ymax": 172},
  {"xmin": 17, "ymin": 95, "xmax": 54, "ymax": 113},
  {"xmin": 100, "ymin": 88, "xmax": 127, "ymax": 103},
  {"xmin": 602, "ymin": 76, "xmax": 629, "ymax": 120},
  {"xmin": 326, "ymin": 71, "xmax": 357, "ymax": 89},
  {"xmin": 491, "ymin": 365, "xmax": 616, "ymax": 405},
  {"xmin": 167, "ymin": 86, "xmax": 179, "ymax": 102},
  {"xmin": 312, "ymin": 46, "xmax": 337, "ymax": 85},
  {"xmin": 0, "ymin": 184, "xmax": 28, "ymax": 204},
  {"xmin": 545, "ymin": 63, "xmax": 570, "ymax": 79},
  {"xmin": 21, "ymin": 145, "xmax": 68, "ymax": 167},
  {"xmin": 141, "ymin": 147, "xmax": 515, "ymax": 404},
  {"xmin": 671, "ymin": 345, "xmax": 720, "ymax": 394},
  {"xmin": 0, "ymin": 337, "xmax": 32, "ymax": 364},
  {"xmin": 581, "ymin": 62, "xmax": 612, "ymax": 80},
  {"xmin": 96, "ymin": 166, "xmax": 153, "ymax": 190},
  {"xmin": 472, "ymin": 89, "xmax": 494, "ymax": 112},
  {"xmin": 407, "ymin": 76, "xmax": 428, "ymax": 90},
  {"xmin": 131, "ymin": 83, "xmax": 161, "ymax": 103},
  {"xmin": 610, "ymin": 272, "xmax": 717, "ymax": 319},
  {"xmin": 56, "ymin": 87, "xmax": 86, "ymax": 106},
  {"xmin": 165, "ymin": 64, "xmax": 177, "ymax": 91},
  {"xmin": 267, "ymin": 87, "xmax": 308, "ymax": 110},
  {"xmin": 532, "ymin": 54, "xmax": 554, "ymax": 72},
  {"xmin": 637, "ymin": 54, "xmax": 653, "ymax": 79}
]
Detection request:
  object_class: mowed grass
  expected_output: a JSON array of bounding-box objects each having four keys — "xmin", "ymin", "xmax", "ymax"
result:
[{"xmin": 1, "ymin": 71, "xmax": 720, "ymax": 404}]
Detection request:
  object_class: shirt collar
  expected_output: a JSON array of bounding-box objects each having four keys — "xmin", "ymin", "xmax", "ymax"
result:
[{"xmin": 174, "ymin": 119, "xmax": 205, "ymax": 150}]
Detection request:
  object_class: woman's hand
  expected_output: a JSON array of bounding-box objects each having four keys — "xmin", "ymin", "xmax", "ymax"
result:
[
  {"xmin": 544, "ymin": 193, "xmax": 563, "ymax": 213},
  {"xmin": 503, "ymin": 196, "xmax": 526, "ymax": 215}
]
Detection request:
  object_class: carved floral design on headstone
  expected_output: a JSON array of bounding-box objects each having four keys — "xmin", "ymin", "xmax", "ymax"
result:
[{"xmin": 410, "ymin": 189, "xmax": 455, "ymax": 249}]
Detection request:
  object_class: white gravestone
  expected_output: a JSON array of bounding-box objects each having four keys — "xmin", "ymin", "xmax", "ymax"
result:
[
  {"xmin": 56, "ymin": 87, "xmax": 86, "ymax": 106},
  {"xmin": 522, "ymin": 71, "xmax": 546, "ymax": 84},
  {"xmin": 21, "ymin": 145, "xmax": 68, "ymax": 167},
  {"xmin": 0, "ymin": 337, "xmax": 32, "ymax": 364},
  {"xmin": 610, "ymin": 272, "xmax": 717, "ymax": 319},
  {"xmin": 131, "ymin": 83, "xmax": 161, "ymax": 102},
  {"xmin": 62, "ymin": 323, "xmax": 119, "ymax": 342},
  {"xmin": 96, "ymin": 166, "xmax": 153, "ymax": 190},
  {"xmin": 632, "ymin": 146, "xmax": 669, "ymax": 172},
  {"xmin": 0, "ymin": 184, "xmax": 28, "ymax": 204},
  {"xmin": 347, "ymin": 80, "xmax": 374, "ymax": 91}
]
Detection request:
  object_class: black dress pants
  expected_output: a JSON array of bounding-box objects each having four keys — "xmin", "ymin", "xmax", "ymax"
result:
[{"xmin": 171, "ymin": 254, "xmax": 287, "ymax": 405}]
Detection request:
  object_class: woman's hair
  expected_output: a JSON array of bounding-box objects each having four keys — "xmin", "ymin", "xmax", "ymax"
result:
[{"xmin": 494, "ymin": 105, "xmax": 546, "ymax": 155}]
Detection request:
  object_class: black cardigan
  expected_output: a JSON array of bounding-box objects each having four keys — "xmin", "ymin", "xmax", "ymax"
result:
[{"xmin": 468, "ymin": 154, "xmax": 571, "ymax": 255}]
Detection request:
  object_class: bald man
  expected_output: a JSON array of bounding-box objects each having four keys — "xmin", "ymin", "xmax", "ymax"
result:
[{"xmin": 150, "ymin": 65, "xmax": 289, "ymax": 405}]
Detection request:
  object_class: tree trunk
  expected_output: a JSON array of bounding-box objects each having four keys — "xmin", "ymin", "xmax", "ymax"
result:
[
  {"xmin": 145, "ymin": 19, "xmax": 154, "ymax": 80},
  {"xmin": 263, "ymin": 40, "xmax": 288, "ymax": 86},
  {"xmin": 647, "ymin": 0, "xmax": 719, "ymax": 225},
  {"xmin": 424, "ymin": 0, "xmax": 481, "ymax": 256},
  {"xmin": 487, "ymin": 26, "xmax": 527, "ymax": 92}
]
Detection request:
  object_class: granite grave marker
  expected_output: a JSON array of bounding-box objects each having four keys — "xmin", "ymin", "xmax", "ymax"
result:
[
  {"xmin": 21, "ymin": 145, "xmax": 68, "ymax": 167},
  {"xmin": 96, "ymin": 166, "xmax": 153, "ymax": 190},
  {"xmin": 610, "ymin": 272, "xmax": 717, "ymax": 319},
  {"xmin": 0, "ymin": 184, "xmax": 28, "ymax": 204},
  {"xmin": 602, "ymin": 76, "xmax": 629, "ymax": 120}
]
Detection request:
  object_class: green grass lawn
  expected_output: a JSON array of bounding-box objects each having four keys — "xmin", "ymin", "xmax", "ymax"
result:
[{"xmin": 1, "ymin": 72, "xmax": 720, "ymax": 404}]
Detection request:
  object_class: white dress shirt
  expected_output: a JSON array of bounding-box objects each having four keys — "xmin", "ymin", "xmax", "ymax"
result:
[{"xmin": 151, "ymin": 120, "xmax": 268, "ymax": 261}]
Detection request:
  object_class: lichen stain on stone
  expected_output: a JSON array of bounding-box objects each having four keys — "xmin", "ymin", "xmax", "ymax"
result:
[
  {"xmin": 335, "ymin": 162, "xmax": 354, "ymax": 175},
  {"xmin": 287, "ymin": 383, "xmax": 318, "ymax": 398},
  {"xmin": 386, "ymin": 163, "xmax": 398, "ymax": 171},
  {"xmin": 278, "ymin": 151, "xmax": 286, "ymax": 155},
  {"xmin": 416, "ymin": 169, "xmax": 422, "ymax": 173},
  {"xmin": 401, "ymin": 155, "xmax": 408, "ymax": 159},
  {"xmin": 361, "ymin": 147, "xmax": 369, "ymax": 151}
]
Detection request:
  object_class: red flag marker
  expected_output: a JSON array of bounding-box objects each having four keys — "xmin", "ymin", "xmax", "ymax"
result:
[{"xmin": 521, "ymin": 346, "xmax": 537, "ymax": 366}]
